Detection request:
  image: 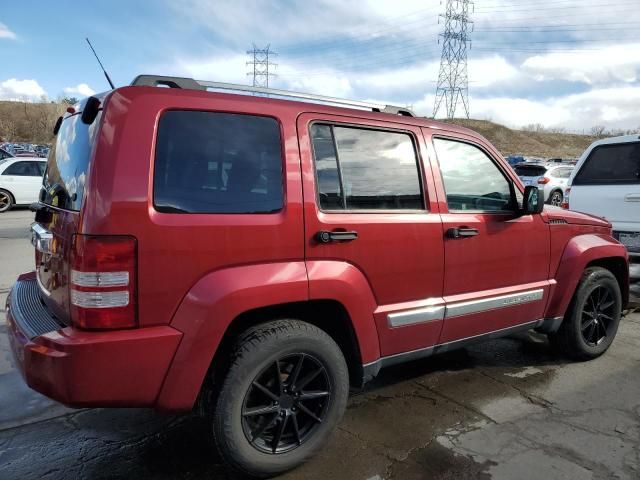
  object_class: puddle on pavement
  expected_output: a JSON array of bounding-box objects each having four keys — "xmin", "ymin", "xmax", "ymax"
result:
[{"xmin": 0, "ymin": 332, "xmax": 561, "ymax": 480}]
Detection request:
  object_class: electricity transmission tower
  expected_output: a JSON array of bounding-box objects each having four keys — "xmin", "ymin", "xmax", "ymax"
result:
[
  {"xmin": 246, "ymin": 44, "xmax": 277, "ymax": 88},
  {"xmin": 433, "ymin": 0, "xmax": 474, "ymax": 119}
]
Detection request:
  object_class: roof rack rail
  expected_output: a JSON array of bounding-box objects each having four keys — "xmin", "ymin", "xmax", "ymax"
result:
[{"xmin": 130, "ymin": 74, "xmax": 415, "ymax": 117}]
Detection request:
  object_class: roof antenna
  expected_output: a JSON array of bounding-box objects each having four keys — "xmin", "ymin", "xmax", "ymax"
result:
[{"xmin": 85, "ymin": 38, "xmax": 115, "ymax": 90}]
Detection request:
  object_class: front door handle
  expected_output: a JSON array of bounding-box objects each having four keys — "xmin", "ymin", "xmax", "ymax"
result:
[
  {"xmin": 316, "ymin": 230, "xmax": 358, "ymax": 243},
  {"xmin": 446, "ymin": 227, "xmax": 479, "ymax": 239}
]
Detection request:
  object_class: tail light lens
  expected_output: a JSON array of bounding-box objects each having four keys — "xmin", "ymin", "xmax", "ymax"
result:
[
  {"xmin": 561, "ymin": 187, "xmax": 571, "ymax": 209},
  {"xmin": 538, "ymin": 177, "xmax": 550, "ymax": 184},
  {"xmin": 70, "ymin": 235, "xmax": 137, "ymax": 329}
]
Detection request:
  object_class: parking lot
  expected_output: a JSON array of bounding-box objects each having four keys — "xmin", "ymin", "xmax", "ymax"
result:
[{"xmin": 0, "ymin": 208, "xmax": 638, "ymax": 479}]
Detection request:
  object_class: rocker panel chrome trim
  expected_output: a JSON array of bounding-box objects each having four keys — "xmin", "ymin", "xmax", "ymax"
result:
[{"xmin": 362, "ymin": 319, "xmax": 543, "ymax": 380}]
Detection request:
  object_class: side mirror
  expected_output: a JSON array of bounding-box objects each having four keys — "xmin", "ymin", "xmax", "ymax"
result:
[{"xmin": 523, "ymin": 185, "xmax": 544, "ymax": 214}]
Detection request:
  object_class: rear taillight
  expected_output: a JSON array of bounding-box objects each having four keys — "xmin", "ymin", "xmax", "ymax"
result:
[
  {"xmin": 70, "ymin": 235, "xmax": 137, "ymax": 329},
  {"xmin": 561, "ymin": 187, "xmax": 570, "ymax": 209},
  {"xmin": 538, "ymin": 177, "xmax": 550, "ymax": 184}
]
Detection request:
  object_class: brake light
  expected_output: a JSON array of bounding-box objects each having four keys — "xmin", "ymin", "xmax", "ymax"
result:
[
  {"xmin": 538, "ymin": 177, "xmax": 550, "ymax": 184},
  {"xmin": 70, "ymin": 235, "xmax": 137, "ymax": 329},
  {"xmin": 561, "ymin": 187, "xmax": 570, "ymax": 209}
]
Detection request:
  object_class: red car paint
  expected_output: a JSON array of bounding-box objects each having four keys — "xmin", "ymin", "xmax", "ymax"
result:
[{"xmin": 6, "ymin": 85, "xmax": 629, "ymax": 410}]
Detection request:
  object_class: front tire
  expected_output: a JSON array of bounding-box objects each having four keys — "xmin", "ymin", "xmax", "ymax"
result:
[
  {"xmin": 212, "ymin": 320, "xmax": 349, "ymax": 478},
  {"xmin": 549, "ymin": 267, "xmax": 622, "ymax": 360},
  {"xmin": 0, "ymin": 189, "xmax": 13, "ymax": 212}
]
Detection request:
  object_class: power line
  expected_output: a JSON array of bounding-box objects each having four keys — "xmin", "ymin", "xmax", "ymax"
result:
[
  {"xmin": 246, "ymin": 44, "xmax": 277, "ymax": 88},
  {"xmin": 433, "ymin": 0, "xmax": 474, "ymax": 120}
]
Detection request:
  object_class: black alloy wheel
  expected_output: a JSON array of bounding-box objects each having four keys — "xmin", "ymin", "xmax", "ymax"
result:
[
  {"xmin": 241, "ymin": 353, "xmax": 331, "ymax": 454},
  {"xmin": 580, "ymin": 285, "xmax": 616, "ymax": 347},
  {"xmin": 211, "ymin": 319, "xmax": 349, "ymax": 478},
  {"xmin": 549, "ymin": 267, "xmax": 622, "ymax": 360}
]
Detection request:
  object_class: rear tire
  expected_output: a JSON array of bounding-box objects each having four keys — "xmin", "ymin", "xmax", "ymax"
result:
[
  {"xmin": 549, "ymin": 267, "xmax": 622, "ymax": 360},
  {"xmin": 0, "ymin": 189, "xmax": 13, "ymax": 212},
  {"xmin": 548, "ymin": 190, "xmax": 563, "ymax": 206},
  {"xmin": 211, "ymin": 319, "xmax": 349, "ymax": 478}
]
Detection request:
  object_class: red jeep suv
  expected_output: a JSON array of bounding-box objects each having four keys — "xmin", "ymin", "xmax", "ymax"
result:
[{"xmin": 6, "ymin": 76, "xmax": 629, "ymax": 477}]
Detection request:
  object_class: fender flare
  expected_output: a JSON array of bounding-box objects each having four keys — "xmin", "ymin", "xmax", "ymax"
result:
[
  {"xmin": 306, "ymin": 260, "xmax": 381, "ymax": 365},
  {"xmin": 155, "ymin": 260, "xmax": 381, "ymax": 411},
  {"xmin": 545, "ymin": 234, "xmax": 628, "ymax": 319},
  {"xmin": 156, "ymin": 261, "xmax": 309, "ymax": 411}
]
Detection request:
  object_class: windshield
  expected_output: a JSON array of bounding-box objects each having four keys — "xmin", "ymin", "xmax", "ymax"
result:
[{"xmin": 42, "ymin": 112, "xmax": 102, "ymax": 210}]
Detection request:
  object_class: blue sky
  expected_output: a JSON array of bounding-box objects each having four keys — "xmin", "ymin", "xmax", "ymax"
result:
[{"xmin": 1, "ymin": 0, "xmax": 639, "ymax": 130}]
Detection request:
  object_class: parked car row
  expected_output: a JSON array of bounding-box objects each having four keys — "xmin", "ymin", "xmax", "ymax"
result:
[
  {"xmin": 513, "ymin": 163, "xmax": 573, "ymax": 206},
  {"xmin": 0, "ymin": 142, "xmax": 50, "ymax": 158}
]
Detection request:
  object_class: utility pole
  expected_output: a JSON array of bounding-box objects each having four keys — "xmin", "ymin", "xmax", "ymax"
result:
[
  {"xmin": 433, "ymin": 0, "xmax": 474, "ymax": 119},
  {"xmin": 246, "ymin": 44, "xmax": 277, "ymax": 88}
]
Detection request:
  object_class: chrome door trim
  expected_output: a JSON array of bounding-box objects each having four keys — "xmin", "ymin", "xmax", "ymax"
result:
[
  {"xmin": 388, "ymin": 304, "xmax": 445, "ymax": 327},
  {"xmin": 445, "ymin": 288, "xmax": 544, "ymax": 318},
  {"xmin": 385, "ymin": 288, "xmax": 545, "ymax": 328}
]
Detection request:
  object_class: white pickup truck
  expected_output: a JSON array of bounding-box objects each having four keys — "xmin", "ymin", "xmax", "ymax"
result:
[{"xmin": 563, "ymin": 135, "xmax": 640, "ymax": 275}]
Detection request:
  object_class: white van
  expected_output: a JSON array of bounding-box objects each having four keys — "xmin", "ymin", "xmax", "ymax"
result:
[{"xmin": 563, "ymin": 135, "xmax": 640, "ymax": 260}]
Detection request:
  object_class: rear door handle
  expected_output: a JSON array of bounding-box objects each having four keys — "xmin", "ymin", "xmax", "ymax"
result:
[
  {"xmin": 446, "ymin": 227, "xmax": 479, "ymax": 239},
  {"xmin": 624, "ymin": 194, "xmax": 640, "ymax": 202},
  {"xmin": 316, "ymin": 230, "xmax": 358, "ymax": 243}
]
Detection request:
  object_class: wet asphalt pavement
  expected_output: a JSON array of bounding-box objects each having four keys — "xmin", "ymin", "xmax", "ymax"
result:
[{"xmin": 1, "ymin": 209, "xmax": 640, "ymax": 480}]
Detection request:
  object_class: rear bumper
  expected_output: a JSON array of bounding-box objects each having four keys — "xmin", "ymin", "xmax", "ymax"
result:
[{"xmin": 5, "ymin": 273, "xmax": 182, "ymax": 408}]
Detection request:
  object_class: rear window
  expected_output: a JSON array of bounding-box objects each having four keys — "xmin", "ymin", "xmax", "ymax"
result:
[
  {"xmin": 43, "ymin": 112, "xmax": 102, "ymax": 210},
  {"xmin": 154, "ymin": 111, "xmax": 283, "ymax": 214},
  {"xmin": 514, "ymin": 165, "xmax": 546, "ymax": 177},
  {"xmin": 574, "ymin": 143, "xmax": 640, "ymax": 185}
]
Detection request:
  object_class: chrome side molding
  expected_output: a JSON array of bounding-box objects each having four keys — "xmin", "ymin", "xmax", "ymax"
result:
[
  {"xmin": 387, "ymin": 288, "xmax": 545, "ymax": 328},
  {"xmin": 388, "ymin": 304, "xmax": 445, "ymax": 327},
  {"xmin": 446, "ymin": 289, "xmax": 544, "ymax": 318}
]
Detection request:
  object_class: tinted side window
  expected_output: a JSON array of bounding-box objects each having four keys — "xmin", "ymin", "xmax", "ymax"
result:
[
  {"xmin": 3, "ymin": 161, "xmax": 40, "ymax": 176},
  {"xmin": 154, "ymin": 111, "xmax": 283, "ymax": 214},
  {"xmin": 310, "ymin": 124, "xmax": 423, "ymax": 210},
  {"xmin": 574, "ymin": 143, "xmax": 640, "ymax": 185},
  {"xmin": 433, "ymin": 138, "xmax": 513, "ymax": 212}
]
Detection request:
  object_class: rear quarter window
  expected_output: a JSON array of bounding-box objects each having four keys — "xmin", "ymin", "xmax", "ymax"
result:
[
  {"xmin": 44, "ymin": 112, "xmax": 102, "ymax": 210},
  {"xmin": 153, "ymin": 111, "xmax": 284, "ymax": 214},
  {"xmin": 574, "ymin": 143, "xmax": 640, "ymax": 185}
]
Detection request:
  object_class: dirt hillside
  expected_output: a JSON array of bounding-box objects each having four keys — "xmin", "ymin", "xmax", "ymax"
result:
[
  {"xmin": 1, "ymin": 100, "xmax": 596, "ymax": 158},
  {"xmin": 447, "ymin": 118, "xmax": 596, "ymax": 159}
]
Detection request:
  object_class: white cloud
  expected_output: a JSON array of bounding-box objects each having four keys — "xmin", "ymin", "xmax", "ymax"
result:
[
  {"xmin": 522, "ymin": 44, "xmax": 640, "ymax": 85},
  {"xmin": 64, "ymin": 83, "xmax": 96, "ymax": 98},
  {"xmin": 467, "ymin": 86, "xmax": 640, "ymax": 131},
  {"xmin": 0, "ymin": 22, "xmax": 16, "ymax": 40},
  {"xmin": 157, "ymin": 1, "xmax": 640, "ymax": 131},
  {"xmin": 0, "ymin": 78, "xmax": 47, "ymax": 101}
]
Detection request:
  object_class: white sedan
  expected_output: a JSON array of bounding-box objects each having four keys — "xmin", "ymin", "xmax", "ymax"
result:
[{"xmin": 0, "ymin": 157, "xmax": 46, "ymax": 212}]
